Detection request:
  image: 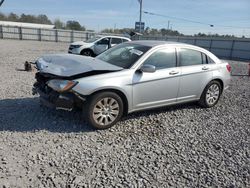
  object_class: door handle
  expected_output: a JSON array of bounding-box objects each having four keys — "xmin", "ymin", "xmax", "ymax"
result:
[
  {"xmin": 169, "ymin": 70, "xmax": 179, "ymax": 75},
  {"xmin": 202, "ymin": 66, "xmax": 209, "ymax": 70}
]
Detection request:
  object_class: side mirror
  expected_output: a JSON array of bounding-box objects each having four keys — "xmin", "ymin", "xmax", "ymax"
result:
[{"xmin": 140, "ymin": 64, "xmax": 156, "ymax": 73}]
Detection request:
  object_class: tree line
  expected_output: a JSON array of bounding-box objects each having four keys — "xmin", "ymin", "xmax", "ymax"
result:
[
  {"xmin": 101, "ymin": 27, "xmax": 184, "ymax": 36},
  {"xmin": 0, "ymin": 12, "xmax": 244, "ymax": 38},
  {"xmin": 0, "ymin": 12, "xmax": 86, "ymax": 31},
  {"xmin": 101, "ymin": 28, "xmax": 239, "ymax": 38}
]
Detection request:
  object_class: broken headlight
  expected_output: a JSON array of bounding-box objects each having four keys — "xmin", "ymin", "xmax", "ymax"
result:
[{"xmin": 47, "ymin": 80, "xmax": 78, "ymax": 92}]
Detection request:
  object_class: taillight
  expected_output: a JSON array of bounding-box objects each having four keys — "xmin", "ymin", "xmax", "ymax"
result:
[{"xmin": 226, "ymin": 64, "xmax": 231, "ymax": 72}]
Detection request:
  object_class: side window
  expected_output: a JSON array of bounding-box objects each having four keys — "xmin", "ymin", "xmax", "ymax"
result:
[
  {"xmin": 122, "ymin": 39, "xmax": 130, "ymax": 42},
  {"xmin": 111, "ymin": 38, "xmax": 123, "ymax": 45},
  {"xmin": 179, "ymin": 49, "xmax": 203, "ymax": 66},
  {"xmin": 97, "ymin": 38, "xmax": 109, "ymax": 45},
  {"xmin": 143, "ymin": 48, "xmax": 176, "ymax": 70},
  {"xmin": 207, "ymin": 56, "xmax": 215, "ymax": 64}
]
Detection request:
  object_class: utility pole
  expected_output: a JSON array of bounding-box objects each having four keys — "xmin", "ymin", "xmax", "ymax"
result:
[
  {"xmin": 167, "ymin": 21, "xmax": 170, "ymax": 30},
  {"xmin": 139, "ymin": 0, "xmax": 142, "ymax": 33}
]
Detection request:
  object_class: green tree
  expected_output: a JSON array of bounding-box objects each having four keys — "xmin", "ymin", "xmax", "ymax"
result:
[
  {"xmin": 144, "ymin": 27, "xmax": 150, "ymax": 35},
  {"xmin": 160, "ymin": 28, "xmax": 167, "ymax": 36},
  {"xmin": 0, "ymin": 12, "xmax": 6, "ymax": 20},
  {"xmin": 101, "ymin": 28, "xmax": 114, "ymax": 33},
  {"xmin": 150, "ymin": 28, "xmax": 158, "ymax": 35},
  {"xmin": 54, "ymin": 19, "xmax": 64, "ymax": 29},
  {"xmin": 19, "ymin": 14, "xmax": 36, "ymax": 23},
  {"xmin": 81, "ymin": 25, "xmax": 86, "ymax": 31},
  {"xmin": 66, "ymin": 20, "xmax": 84, "ymax": 31},
  {"xmin": 36, "ymin": 14, "xmax": 52, "ymax": 24},
  {"xmin": 8, "ymin": 13, "xmax": 19, "ymax": 22}
]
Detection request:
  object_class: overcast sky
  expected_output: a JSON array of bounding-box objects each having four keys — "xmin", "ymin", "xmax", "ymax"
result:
[{"xmin": 1, "ymin": 0, "xmax": 250, "ymax": 36}]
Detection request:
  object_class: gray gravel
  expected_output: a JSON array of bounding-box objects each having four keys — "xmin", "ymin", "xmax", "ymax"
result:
[{"xmin": 0, "ymin": 39, "xmax": 249, "ymax": 187}]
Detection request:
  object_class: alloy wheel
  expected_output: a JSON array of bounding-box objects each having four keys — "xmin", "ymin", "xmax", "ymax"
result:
[
  {"xmin": 83, "ymin": 50, "xmax": 92, "ymax": 56},
  {"xmin": 92, "ymin": 97, "xmax": 120, "ymax": 126},
  {"xmin": 206, "ymin": 84, "xmax": 220, "ymax": 105}
]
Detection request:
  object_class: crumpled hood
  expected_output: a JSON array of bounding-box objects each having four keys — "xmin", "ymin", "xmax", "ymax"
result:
[{"xmin": 36, "ymin": 54, "xmax": 123, "ymax": 77}]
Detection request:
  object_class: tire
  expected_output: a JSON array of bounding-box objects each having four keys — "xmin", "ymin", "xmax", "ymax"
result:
[
  {"xmin": 84, "ymin": 92, "xmax": 124, "ymax": 129},
  {"xmin": 80, "ymin": 49, "xmax": 94, "ymax": 57},
  {"xmin": 199, "ymin": 80, "xmax": 222, "ymax": 108}
]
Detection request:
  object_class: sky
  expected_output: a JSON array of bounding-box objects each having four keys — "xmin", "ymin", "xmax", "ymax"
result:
[{"xmin": 0, "ymin": 0, "xmax": 250, "ymax": 37}]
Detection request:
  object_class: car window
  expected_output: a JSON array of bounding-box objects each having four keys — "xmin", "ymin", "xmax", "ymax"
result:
[
  {"xmin": 207, "ymin": 56, "xmax": 215, "ymax": 64},
  {"xmin": 97, "ymin": 43, "xmax": 151, "ymax": 69},
  {"xmin": 97, "ymin": 38, "xmax": 110, "ymax": 45},
  {"xmin": 143, "ymin": 48, "xmax": 176, "ymax": 70},
  {"xmin": 111, "ymin": 38, "xmax": 123, "ymax": 45},
  {"xmin": 179, "ymin": 48, "xmax": 203, "ymax": 66},
  {"xmin": 122, "ymin": 38, "xmax": 130, "ymax": 42}
]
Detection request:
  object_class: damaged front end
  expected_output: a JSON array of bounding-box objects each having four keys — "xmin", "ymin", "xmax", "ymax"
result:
[
  {"xmin": 33, "ymin": 72, "xmax": 85, "ymax": 111},
  {"xmin": 32, "ymin": 54, "xmax": 123, "ymax": 111}
]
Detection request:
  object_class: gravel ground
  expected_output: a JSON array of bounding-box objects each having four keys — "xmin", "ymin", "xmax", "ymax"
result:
[{"xmin": 0, "ymin": 39, "xmax": 249, "ymax": 187}]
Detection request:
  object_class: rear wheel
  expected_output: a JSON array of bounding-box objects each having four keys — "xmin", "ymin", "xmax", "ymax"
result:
[
  {"xmin": 84, "ymin": 92, "xmax": 124, "ymax": 129},
  {"xmin": 199, "ymin": 80, "xmax": 222, "ymax": 108},
  {"xmin": 81, "ymin": 49, "xmax": 94, "ymax": 57}
]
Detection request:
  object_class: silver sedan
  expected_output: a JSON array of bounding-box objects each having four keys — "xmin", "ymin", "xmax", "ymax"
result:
[{"xmin": 33, "ymin": 41, "xmax": 231, "ymax": 129}]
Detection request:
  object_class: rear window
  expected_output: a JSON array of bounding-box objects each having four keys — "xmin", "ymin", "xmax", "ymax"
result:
[
  {"xmin": 122, "ymin": 38, "xmax": 130, "ymax": 42},
  {"xmin": 207, "ymin": 56, "xmax": 216, "ymax": 64},
  {"xmin": 111, "ymin": 38, "xmax": 123, "ymax": 45}
]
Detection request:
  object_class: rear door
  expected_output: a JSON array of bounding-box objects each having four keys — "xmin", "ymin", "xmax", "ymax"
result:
[{"xmin": 177, "ymin": 48, "xmax": 213, "ymax": 102}]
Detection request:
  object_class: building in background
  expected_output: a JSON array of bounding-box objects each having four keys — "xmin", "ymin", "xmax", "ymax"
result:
[{"xmin": 0, "ymin": 21, "xmax": 54, "ymax": 29}]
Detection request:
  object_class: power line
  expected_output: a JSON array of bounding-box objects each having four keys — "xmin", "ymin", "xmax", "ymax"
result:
[
  {"xmin": 144, "ymin": 11, "xmax": 214, "ymax": 27},
  {"xmin": 144, "ymin": 10, "xmax": 250, "ymax": 29},
  {"xmin": 0, "ymin": 0, "xmax": 5, "ymax": 7}
]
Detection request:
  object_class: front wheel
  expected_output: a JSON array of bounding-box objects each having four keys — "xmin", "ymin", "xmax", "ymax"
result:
[
  {"xmin": 81, "ymin": 49, "xmax": 94, "ymax": 57},
  {"xmin": 84, "ymin": 92, "xmax": 124, "ymax": 129},
  {"xmin": 199, "ymin": 80, "xmax": 222, "ymax": 108}
]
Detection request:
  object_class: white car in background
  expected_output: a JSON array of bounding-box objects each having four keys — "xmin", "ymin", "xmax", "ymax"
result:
[{"xmin": 68, "ymin": 36, "xmax": 131, "ymax": 57}]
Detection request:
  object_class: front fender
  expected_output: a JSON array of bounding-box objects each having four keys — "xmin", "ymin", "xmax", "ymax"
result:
[{"xmin": 72, "ymin": 73, "xmax": 133, "ymax": 111}]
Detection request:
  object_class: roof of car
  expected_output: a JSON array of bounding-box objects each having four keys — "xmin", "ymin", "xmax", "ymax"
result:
[
  {"xmin": 128, "ymin": 40, "xmax": 218, "ymax": 60},
  {"xmin": 99, "ymin": 35, "xmax": 131, "ymax": 40},
  {"xmin": 129, "ymin": 40, "xmax": 184, "ymax": 47}
]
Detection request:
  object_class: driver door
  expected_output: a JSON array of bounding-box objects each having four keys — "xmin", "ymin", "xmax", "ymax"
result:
[
  {"xmin": 94, "ymin": 37, "xmax": 110, "ymax": 55},
  {"xmin": 132, "ymin": 47, "xmax": 180, "ymax": 110}
]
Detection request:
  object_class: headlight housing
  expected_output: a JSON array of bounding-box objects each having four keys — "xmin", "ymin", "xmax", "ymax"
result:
[
  {"xmin": 47, "ymin": 80, "xmax": 78, "ymax": 92},
  {"xmin": 71, "ymin": 45, "xmax": 82, "ymax": 48}
]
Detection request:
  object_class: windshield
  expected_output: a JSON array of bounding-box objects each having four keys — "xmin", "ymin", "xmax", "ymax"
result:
[
  {"xmin": 96, "ymin": 43, "xmax": 151, "ymax": 68},
  {"xmin": 85, "ymin": 36, "xmax": 101, "ymax": 43}
]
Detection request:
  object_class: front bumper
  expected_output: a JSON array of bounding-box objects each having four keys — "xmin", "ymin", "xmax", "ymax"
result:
[
  {"xmin": 33, "ymin": 87, "xmax": 85, "ymax": 111},
  {"xmin": 68, "ymin": 47, "xmax": 81, "ymax": 55}
]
